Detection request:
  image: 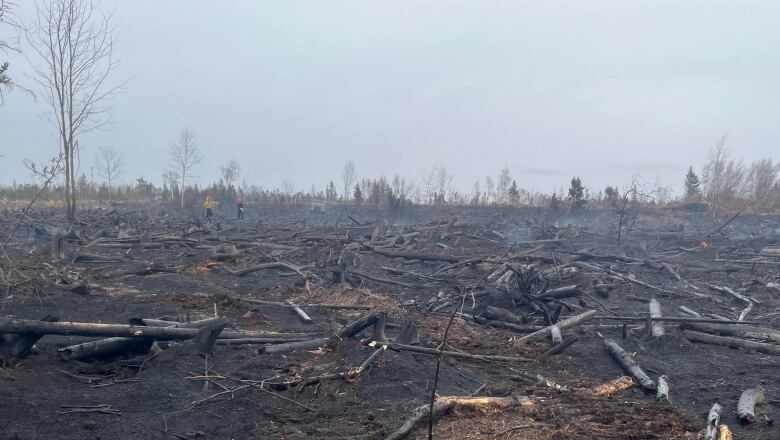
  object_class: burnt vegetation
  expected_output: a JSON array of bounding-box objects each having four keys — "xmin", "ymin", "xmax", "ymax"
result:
[{"xmin": 1, "ymin": 2, "xmax": 779, "ymax": 440}]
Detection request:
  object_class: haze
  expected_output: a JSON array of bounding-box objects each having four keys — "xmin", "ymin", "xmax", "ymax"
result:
[{"xmin": 2, "ymin": 0, "xmax": 779, "ymax": 196}]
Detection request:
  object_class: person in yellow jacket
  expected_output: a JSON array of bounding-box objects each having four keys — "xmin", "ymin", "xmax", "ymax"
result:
[{"xmin": 203, "ymin": 195, "xmax": 217, "ymax": 220}]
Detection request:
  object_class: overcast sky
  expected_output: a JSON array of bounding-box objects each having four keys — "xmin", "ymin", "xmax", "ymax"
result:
[{"xmin": 2, "ymin": 0, "xmax": 780, "ymax": 197}]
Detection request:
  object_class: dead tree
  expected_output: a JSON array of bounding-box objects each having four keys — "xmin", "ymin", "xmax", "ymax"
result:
[
  {"xmin": 96, "ymin": 146, "xmax": 123, "ymax": 196},
  {"xmin": 341, "ymin": 160, "xmax": 356, "ymax": 201},
  {"xmin": 169, "ymin": 126, "xmax": 202, "ymax": 210},
  {"xmin": 219, "ymin": 159, "xmax": 240, "ymax": 194},
  {"xmin": 28, "ymin": 0, "xmax": 122, "ymax": 223}
]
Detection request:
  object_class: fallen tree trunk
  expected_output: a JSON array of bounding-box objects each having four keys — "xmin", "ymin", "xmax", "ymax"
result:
[
  {"xmin": 287, "ymin": 300, "xmax": 313, "ymax": 324},
  {"xmin": 737, "ymin": 385, "xmax": 764, "ymax": 424},
  {"xmin": 594, "ymin": 316, "xmax": 758, "ymax": 325},
  {"xmin": 57, "ymin": 318, "xmax": 233, "ymax": 360},
  {"xmin": 217, "ymin": 261, "xmax": 309, "ymax": 278},
  {"xmin": 707, "ymin": 284, "xmax": 757, "ymax": 304},
  {"xmin": 349, "ymin": 270, "xmax": 416, "ymax": 288},
  {"xmin": 384, "ymin": 395, "xmax": 532, "ymax": 440},
  {"xmin": 482, "ymin": 306, "xmax": 524, "ymax": 324},
  {"xmin": 129, "ymin": 318, "xmax": 304, "ymax": 339},
  {"xmin": 537, "ymin": 285, "xmax": 581, "ymax": 300},
  {"xmin": 683, "ymin": 330, "xmax": 780, "ymax": 355},
  {"xmin": 592, "ymin": 376, "xmax": 635, "ymax": 396},
  {"xmin": 92, "ymin": 265, "xmax": 177, "ymax": 279},
  {"xmin": 536, "ymin": 336, "xmax": 578, "ymax": 360},
  {"xmin": 517, "ymin": 310, "xmax": 596, "ymax": 344},
  {"xmin": 219, "ymin": 293, "xmax": 372, "ymax": 310},
  {"xmin": 0, "ymin": 318, "xmax": 224, "ymax": 340},
  {"xmin": 216, "ymin": 337, "xmax": 313, "ymax": 345},
  {"xmin": 681, "ymin": 322, "xmax": 780, "ymax": 343},
  {"xmin": 550, "ymin": 325, "xmax": 562, "ymax": 345},
  {"xmin": 470, "ymin": 315, "xmax": 542, "ymax": 333},
  {"xmin": 389, "ymin": 343, "xmax": 531, "ymax": 363},
  {"xmin": 58, "ymin": 337, "xmax": 152, "ymax": 361},
  {"xmin": 648, "ymin": 298, "xmax": 665, "ymax": 337},
  {"xmin": 260, "ymin": 338, "xmax": 326, "ymax": 354},
  {"xmin": 656, "ymin": 375, "xmax": 669, "ymax": 401},
  {"xmin": 678, "ymin": 306, "xmax": 700, "ymax": 317},
  {"xmin": 510, "ymin": 372, "xmax": 567, "ymax": 392},
  {"xmin": 364, "ymin": 246, "xmax": 462, "ymax": 263},
  {"xmin": 705, "ymin": 402, "xmax": 722, "ymax": 440},
  {"xmin": 259, "ymin": 314, "xmax": 379, "ymax": 355},
  {"xmin": 0, "ymin": 315, "xmax": 59, "ymax": 360},
  {"xmin": 602, "ymin": 338, "xmax": 656, "ymax": 392}
]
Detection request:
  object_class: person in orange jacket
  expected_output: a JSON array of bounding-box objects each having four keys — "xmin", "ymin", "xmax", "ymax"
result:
[{"xmin": 236, "ymin": 195, "xmax": 245, "ymax": 219}]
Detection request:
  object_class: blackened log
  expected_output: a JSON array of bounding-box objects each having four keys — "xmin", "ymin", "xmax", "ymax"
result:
[
  {"xmin": 389, "ymin": 343, "xmax": 531, "ymax": 362},
  {"xmin": 58, "ymin": 337, "xmax": 152, "ymax": 361},
  {"xmin": 537, "ymin": 285, "xmax": 581, "ymax": 300},
  {"xmin": 0, "ymin": 318, "xmax": 219, "ymax": 340},
  {"xmin": 364, "ymin": 246, "xmax": 462, "ymax": 263},
  {"xmin": 482, "ymin": 306, "xmax": 524, "ymax": 324},
  {"xmin": 0, "ymin": 315, "xmax": 58, "ymax": 360},
  {"xmin": 681, "ymin": 322, "xmax": 780, "ymax": 343},
  {"xmin": 602, "ymin": 338, "xmax": 656, "ymax": 392},
  {"xmin": 683, "ymin": 330, "xmax": 780, "ymax": 355}
]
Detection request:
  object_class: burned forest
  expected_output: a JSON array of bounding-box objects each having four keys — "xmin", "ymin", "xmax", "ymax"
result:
[
  {"xmin": 2, "ymin": 1, "xmax": 780, "ymax": 439},
  {"xmin": 0, "ymin": 202, "xmax": 778, "ymax": 439}
]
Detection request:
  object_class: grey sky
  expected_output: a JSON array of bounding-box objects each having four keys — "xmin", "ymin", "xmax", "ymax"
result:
[{"xmin": 2, "ymin": 0, "xmax": 779, "ymax": 197}]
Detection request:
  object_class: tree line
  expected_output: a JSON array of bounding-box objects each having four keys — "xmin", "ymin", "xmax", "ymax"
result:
[{"xmin": 2, "ymin": 1, "xmax": 778, "ymax": 218}]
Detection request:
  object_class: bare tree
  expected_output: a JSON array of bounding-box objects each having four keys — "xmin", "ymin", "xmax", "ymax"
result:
[
  {"xmin": 219, "ymin": 159, "xmax": 240, "ymax": 192},
  {"xmin": 744, "ymin": 158, "xmax": 779, "ymax": 212},
  {"xmin": 161, "ymin": 169, "xmax": 179, "ymax": 200},
  {"xmin": 701, "ymin": 136, "xmax": 744, "ymax": 210},
  {"xmin": 435, "ymin": 166, "xmax": 452, "ymax": 200},
  {"xmin": 614, "ymin": 176, "xmax": 646, "ymax": 246},
  {"xmin": 96, "ymin": 146, "xmax": 123, "ymax": 193},
  {"xmin": 420, "ymin": 165, "xmax": 438, "ymax": 204},
  {"xmin": 28, "ymin": 0, "xmax": 121, "ymax": 223},
  {"xmin": 391, "ymin": 174, "xmax": 415, "ymax": 201},
  {"xmin": 341, "ymin": 160, "xmax": 356, "ymax": 201},
  {"xmin": 484, "ymin": 176, "xmax": 495, "ymax": 204},
  {"xmin": 281, "ymin": 180, "xmax": 294, "ymax": 196},
  {"xmin": 471, "ymin": 180, "xmax": 482, "ymax": 205},
  {"xmin": 496, "ymin": 167, "xmax": 511, "ymax": 204},
  {"xmin": 168, "ymin": 126, "xmax": 202, "ymax": 209}
]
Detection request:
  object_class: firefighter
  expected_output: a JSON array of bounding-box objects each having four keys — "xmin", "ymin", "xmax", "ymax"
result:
[
  {"xmin": 203, "ymin": 195, "xmax": 217, "ymax": 220},
  {"xmin": 236, "ymin": 195, "xmax": 245, "ymax": 219}
]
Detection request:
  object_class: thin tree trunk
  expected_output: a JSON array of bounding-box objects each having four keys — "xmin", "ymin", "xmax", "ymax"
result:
[{"xmin": 180, "ymin": 174, "xmax": 185, "ymax": 210}]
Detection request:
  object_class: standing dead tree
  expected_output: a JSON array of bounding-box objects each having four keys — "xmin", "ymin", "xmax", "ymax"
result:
[
  {"xmin": 168, "ymin": 126, "xmax": 202, "ymax": 210},
  {"xmin": 28, "ymin": 0, "xmax": 122, "ymax": 223},
  {"xmin": 701, "ymin": 136, "xmax": 744, "ymax": 211},
  {"xmin": 341, "ymin": 160, "xmax": 356, "ymax": 201},
  {"xmin": 496, "ymin": 167, "xmax": 511, "ymax": 205},
  {"xmin": 96, "ymin": 146, "xmax": 123, "ymax": 195},
  {"xmin": 744, "ymin": 158, "xmax": 779, "ymax": 212},
  {"xmin": 219, "ymin": 159, "xmax": 240, "ymax": 194}
]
